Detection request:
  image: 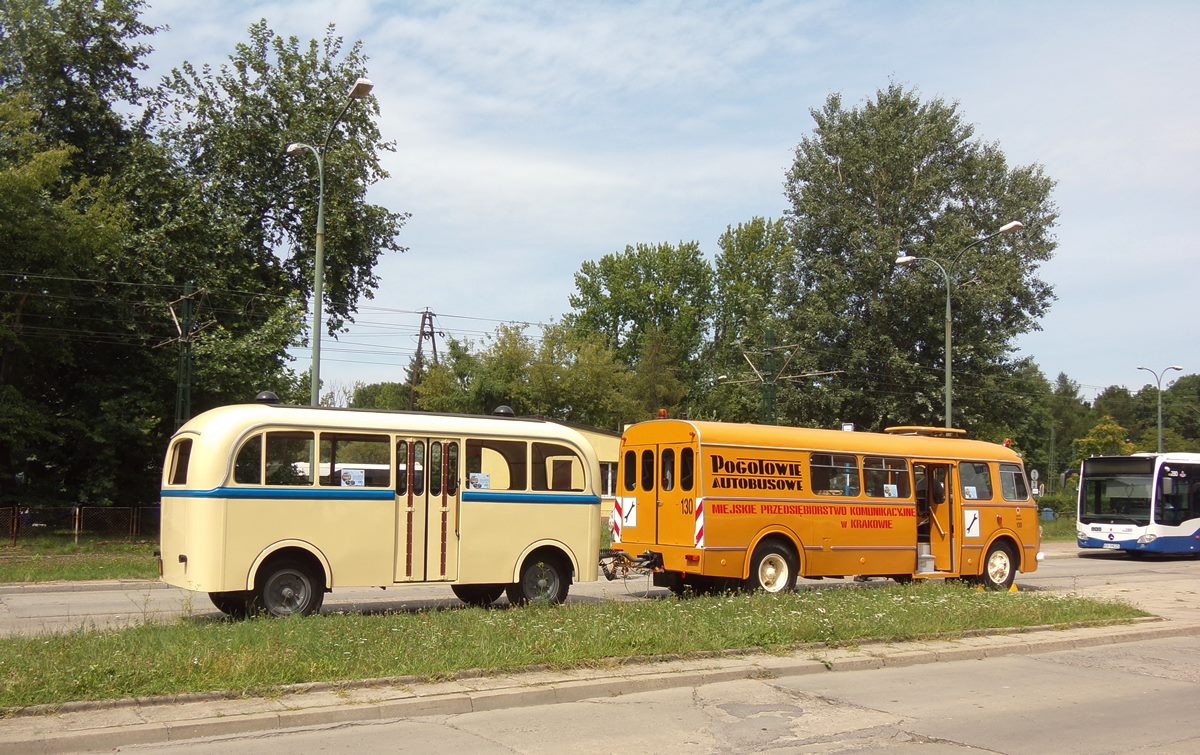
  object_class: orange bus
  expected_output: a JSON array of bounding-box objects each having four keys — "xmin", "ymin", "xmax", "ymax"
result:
[{"xmin": 609, "ymin": 419, "xmax": 1042, "ymax": 593}]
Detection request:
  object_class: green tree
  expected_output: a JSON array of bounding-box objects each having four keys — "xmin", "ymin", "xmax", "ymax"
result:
[
  {"xmin": 350, "ymin": 381, "xmax": 410, "ymax": 410},
  {"xmin": 1072, "ymin": 416, "xmax": 1134, "ymax": 466},
  {"xmin": 0, "ymin": 0, "xmax": 155, "ymax": 179},
  {"xmin": 1092, "ymin": 385, "xmax": 1142, "ymax": 439},
  {"xmin": 566, "ymin": 241, "xmax": 714, "ymax": 388},
  {"xmin": 779, "ymin": 84, "xmax": 1058, "ymax": 431},
  {"xmin": 526, "ymin": 323, "xmax": 636, "ymax": 430},
  {"xmin": 704, "ymin": 217, "xmax": 794, "ymax": 422},
  {"xmin": 0, "ymin": 93, "xmax": 134, "ymax": 504},
  {"xmin": 152, "ymin": 19, "xmax": 408, "ymax": 338},
  {"xmin": 0, "ymin": 6, "xmax": 395, "ymax": 505},
  {"xmin": 1163, "ymin": 374, "xmax": 1200, "ymax": 444}
]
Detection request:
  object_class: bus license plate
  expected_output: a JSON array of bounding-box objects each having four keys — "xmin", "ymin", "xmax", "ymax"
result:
[{"xmin": 1102, "ymin": 543, "xmax": 1120, "ymax": 550}]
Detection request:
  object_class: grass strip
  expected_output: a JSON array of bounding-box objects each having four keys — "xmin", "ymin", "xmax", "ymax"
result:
[
  {"xmin": 0, "ymin": 581, "xmax": 1143, "ymax": 710},
  {"xmin": 0, "ymin": 539, "xmax": 158, "ymax": 583}
]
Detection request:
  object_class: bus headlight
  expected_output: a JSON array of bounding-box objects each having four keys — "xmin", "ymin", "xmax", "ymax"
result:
[{"xmin": 1136, "ymin": 534, "xmax": 1157, "ymax": 545}]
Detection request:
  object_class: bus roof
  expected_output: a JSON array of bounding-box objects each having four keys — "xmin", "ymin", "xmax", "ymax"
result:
[
  {"xmin": 624, "ymin": 419, "xmax": 1023, "ymax": 463},
  {"xmin": 175, "ymin": 403, "xmax": 597, "ymax": 449}
]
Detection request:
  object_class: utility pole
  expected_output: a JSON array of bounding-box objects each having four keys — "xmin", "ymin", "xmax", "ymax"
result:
[
  {"xmin": 409, "ymin": 309, "xmax": 441, "ymax": 409},
  {"xmin": 162, "ymin": 284, "xmax": 211, "ymax": 428}
]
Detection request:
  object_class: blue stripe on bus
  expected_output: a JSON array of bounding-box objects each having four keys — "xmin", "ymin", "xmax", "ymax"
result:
[
  {"xmin": 161, "ymin": 488, "xmax": 601, "ymax": 505},
  {"xmin": 462, "ymin": 491, "xmax": 600, "ymax": 505}
]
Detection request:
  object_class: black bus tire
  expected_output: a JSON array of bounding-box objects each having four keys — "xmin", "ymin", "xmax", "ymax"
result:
[
  {"xmin": 506, "ymin": 554, "xmax": 570, "ymax": 605},
  {"xmin": 254, "ymin": 559, "xmax": 325, "ymax": 617}
]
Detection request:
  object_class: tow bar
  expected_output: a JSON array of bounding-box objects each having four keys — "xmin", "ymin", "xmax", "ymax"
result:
[{"xmin": 598, "ymin": 548, "xmax": 663, "ymax": 580}]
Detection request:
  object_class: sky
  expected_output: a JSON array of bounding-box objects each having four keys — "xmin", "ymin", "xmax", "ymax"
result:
[{"xmin": 138, "ymin": 0, "xmax": 1199, "ymax": 402}]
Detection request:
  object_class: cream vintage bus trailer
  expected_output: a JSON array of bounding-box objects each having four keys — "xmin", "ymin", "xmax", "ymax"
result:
[
  {"xmin": 159, "ymin": 401, "xmax": 602, "ymax": 616},
  {"xmin": 610, "ymin": 419, "xmax": 1042, "ymax": 593}
]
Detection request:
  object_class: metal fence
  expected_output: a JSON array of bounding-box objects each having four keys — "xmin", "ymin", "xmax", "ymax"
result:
[{"xmin": 2, "ymin": 506, "xmax": 160, "ymax": 543}]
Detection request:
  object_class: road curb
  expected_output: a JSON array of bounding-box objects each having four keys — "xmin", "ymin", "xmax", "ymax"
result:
[{"xmin": 2, "ymin": 617, "xmax": 1197, "ymax": 754}]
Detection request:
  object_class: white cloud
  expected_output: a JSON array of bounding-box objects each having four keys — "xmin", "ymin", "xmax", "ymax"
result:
[{"xmin": 142, "ymin": 0, "xmax": 1199, "ymax": 397}]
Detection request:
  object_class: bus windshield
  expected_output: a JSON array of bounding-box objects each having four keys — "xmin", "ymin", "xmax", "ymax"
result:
[{"xmin": 1079, "ymin": 457, "xmax": 1154, "ymax": 525}]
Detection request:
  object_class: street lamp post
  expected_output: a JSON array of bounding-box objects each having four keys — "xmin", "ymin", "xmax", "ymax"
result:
[
  {"xmin": 1137, "ymin": 364, "xmax": 1183, "ymax": 453},
  {"xmin": 895, "ymin": 221, "xmax": 1024, "ymax": 428},
  {"xmin": 286, "ymin": 77, "xmax": 374, "ymax": 406}
]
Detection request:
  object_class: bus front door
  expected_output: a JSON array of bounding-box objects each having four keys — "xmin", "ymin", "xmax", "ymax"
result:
[
  {"xmin": 394, "ymin": 438, "xmax": 461, "ymax": 583},
  {"xmin": 915, "ymin": 462, "xmax": 954, "ymax": 572}
]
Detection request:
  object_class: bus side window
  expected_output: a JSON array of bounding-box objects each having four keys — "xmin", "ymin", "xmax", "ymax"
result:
[
  {"xmin": 465, "ymin": 438, "xmax": 527, "ymax": 491},
  {"xmin": 532, "ymin": 442, "xmax": 585, "ymax": 491},
  {"xmin": 265, "ymin": 431, "xmax": 314, "ymax": 486},
  {"xmin": 999, "ymin": 463, "xmax": 1029, "ymax": 501},
  {"xmin": 959, "ymin": 463, "xmax": 993, "ymax": 501},
  {"xmin": 864, "ymin": 456, "xmax": 909, "ymax": 498},
  {"xmin": 320, "ymin": 433, "xmax": 389, "ymax": 487},
  {"xmin": 234, "ymin": 433, "xmax": 263, "ymax": 485},
  {"xmin": 623, "ymin": 450, "xmax": 637, "ymax": 492},
  {"xmin": 810, "ymin": 453, "xmax": 860, "ymax": 496}
]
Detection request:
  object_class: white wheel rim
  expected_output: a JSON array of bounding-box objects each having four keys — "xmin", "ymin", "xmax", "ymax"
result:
[
  {"xmin": 758, "ymin": 553, "xmax": 789, "ymax": 592},
  {"xmin": 986, "ymin": 550, "xmax": 1012, "ymax": 585}
]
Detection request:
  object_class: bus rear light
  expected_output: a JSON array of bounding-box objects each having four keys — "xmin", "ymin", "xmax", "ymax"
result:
[{"xmin": 685, "ymin": 554, "xmax": 700, "ymax": 563}]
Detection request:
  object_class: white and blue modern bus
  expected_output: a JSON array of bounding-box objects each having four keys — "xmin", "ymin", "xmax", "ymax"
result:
[{"xmin": 1077, "ymin": 453, "xmax": 1200, "ymax": 555}]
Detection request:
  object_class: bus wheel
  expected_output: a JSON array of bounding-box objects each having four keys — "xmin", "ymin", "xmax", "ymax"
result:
[
  {"xmin": 978, "ymin": 542, "xmax": 1017, "ymax": 591},
  {"xmin": 208, "ymin": 591, "xmax": 252, "ymax": 618},
  {"xmin": 745, "ymin": 541, "xmax": 798, "ymax": 593},
  {"xmin": 888, "ymin": 575, "xmax": 914, "ymax": 585},
  {"xmin": 451, "ymin": 584, "xmax": 505, "ymax": 607},
  {"xmin": 255, "ymin": 559, "xmax": 325, "ymax": 617},
  {"xmin": 506, "ymin": 554, "xmax": 570, "ymax": 605}
]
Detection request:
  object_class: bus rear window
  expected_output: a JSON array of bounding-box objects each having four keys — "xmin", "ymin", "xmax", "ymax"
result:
[{"xmin": 168, "ymin": 439, "xmax": 192, "ymax": 485}]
